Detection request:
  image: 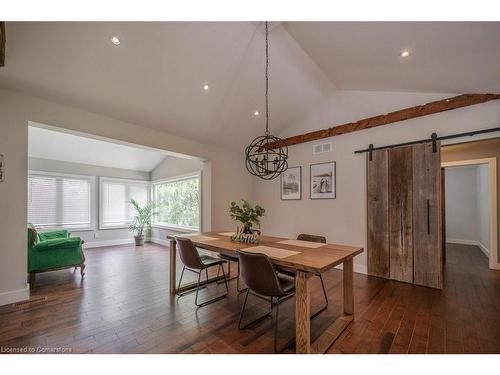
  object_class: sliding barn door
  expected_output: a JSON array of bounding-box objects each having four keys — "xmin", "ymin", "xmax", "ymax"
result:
[
  {"xmin": 413, "ymin": 142, "xmax": 443, "ymax": 289},
  {"xmin": 389, "ymin": 146, "xmax": 413, "ymax": 283},
  {"xmin": 367, "ymin": 150, "xmax": 390, "ymax": 278}
]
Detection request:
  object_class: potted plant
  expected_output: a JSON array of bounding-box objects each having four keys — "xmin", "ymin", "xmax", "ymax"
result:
[
  {"xmin": 129, "ymin": 199, "xmax": 157, "ymax": 246},
  {"xmin": 229, "ymin": 199, "xmax": 265, "ymax": 234}
]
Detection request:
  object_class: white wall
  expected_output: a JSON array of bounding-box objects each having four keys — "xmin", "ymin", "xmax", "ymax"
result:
[
  {"xmin": 149, "ymin": 156, "xmax": 211, "ymax": 244},
  {"xmin": 28, "ymin": 157, "xmax": 150, "ymax": 247},
  {"xmin": 445, "ymin": 166, "xmax": 480, "ymax": 242},
  {"xmin": 445, "ymin": 164, "xmax": 490, "ymax": 256},
  {"xmin": 477, "ymin": 164, "xmax": 490, "ymax": 253},
  {"xmin": 253, "ymin": 90, "xmax": 500, "ymax": 273},
  {"xmin": 0, "ymin": 88, "xmax": 253, "ymax": 305}
]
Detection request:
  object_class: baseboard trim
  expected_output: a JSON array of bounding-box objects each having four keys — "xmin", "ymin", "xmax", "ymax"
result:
[
  {"xmin": 447, "ymin": 238, "xmax": 489, "ymax": 257},
  {"xmin": 447, "ymin": 238, "xmax": 478, "ymax": 246},
  {"xmin": 83, "ymin": 238, "xmax": 135, "ymax": 249},
  {"xmin": 149, "ymin": 237, "xmax": 169, "ymax": 246},
  {"xmin": 0, "ymin": 284, "xmax": 30, "ymax": 307},
  {"xmin": 335, "ymin": 263, "xmax": 367, "ymax": 275},
  {"xmin": 477, "ymin": 241, "xmax": 490, "ymax": 257}
]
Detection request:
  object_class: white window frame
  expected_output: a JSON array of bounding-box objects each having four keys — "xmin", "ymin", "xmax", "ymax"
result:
[
  {"xmin": 28, "ymin": 170, "xmax": 96, "ymax": 232},
  {"xmin": 99, "ymin": 177, "xmax": 151, "ymax": 230},
  {"xmin": 151, "ymin": 171, "xmax": 202, "ymax": 232}
]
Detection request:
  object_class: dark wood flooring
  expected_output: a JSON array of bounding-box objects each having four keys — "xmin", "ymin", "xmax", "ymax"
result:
[{"xmin": 0, "ymin": 242, "xmax": 499, "ymax": 353}]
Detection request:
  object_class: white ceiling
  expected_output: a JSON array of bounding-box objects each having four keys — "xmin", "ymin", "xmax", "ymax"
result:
[
  {"xmin": 2, "ymin": 22, "xmax": 500, "ymax": 150},
  {"xmin": 28, "ymin": 126, "xmax": 167, "ymax": 171},
  {"xmin": 285, "ymin": 22, "xmax": 500, "ymax": 93}
]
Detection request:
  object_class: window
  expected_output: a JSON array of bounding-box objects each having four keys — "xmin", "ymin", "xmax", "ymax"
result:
[
  {"xmin": 152, "ymin": 172, "xmax": 201, "ymax": 231},
  {"xmin": 28, "ymin": 172, "xmax": 93, "ymax": 230},
  {"xmin": 100, "ymin": 178, "xmax": 150, "ymax": 229}
]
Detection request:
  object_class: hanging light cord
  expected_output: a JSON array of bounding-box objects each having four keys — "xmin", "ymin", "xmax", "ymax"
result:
[{"xmin": 265, "ymin": 21, "xmax": 269, "ymax": 135}]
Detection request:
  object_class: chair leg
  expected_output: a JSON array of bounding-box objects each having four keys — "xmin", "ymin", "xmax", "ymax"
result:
[
  {"xmin": 318, "ymin": 274, "xmax": 328, "ymax": 306},
  {"xmin": 236, "ymin": 262, "xmax": 248, "ymax": 294},
  {"xmin": 237, "ymin": 289, "xmax": 250, "ymax": 329},
  {"xmin": 80, "ymin": 263, "xmax": 85, "ymax": 278},
  {"xmin": 176, "ymin": 266, "xmax": 186, "ymax": 296},
  {"xmin": 220, "ymin": 264, "xmax": 229, "ymax": 293},
  {"xmin": 238, "ymin": 290, "xmax": 273, "ymax": 330},
  {"xmin": 274, "ymin": 297, "xmax": 280, "ymax": 353},
  {"xmin": 194, "ymin": 264, "xmax": 228, "ymax": 307}
]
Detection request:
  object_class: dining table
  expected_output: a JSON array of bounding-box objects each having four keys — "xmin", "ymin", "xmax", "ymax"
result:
[{"xmin": 166, "ymin": 231, "xmax": 363, "ymax": 354}]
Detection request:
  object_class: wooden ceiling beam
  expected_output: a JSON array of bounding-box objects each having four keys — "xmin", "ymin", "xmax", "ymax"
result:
[
  {"xmin": 268, "ymin": 94, "xmax": 500, "ymax": 149},
  {"xmin": 0, "ymin": 22, "xmax": 5, "ymax": 67}
]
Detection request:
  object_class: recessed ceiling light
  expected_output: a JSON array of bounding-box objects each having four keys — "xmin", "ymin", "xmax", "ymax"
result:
[
  {"xmin": 203, "ymin": 84, "xmax": 210, "ymax": 91},
  {"xmin": 400, "ymin": 50, "xmax": 411, "ymax": 58},
  {"xmin": 253, "ymin": 110, "xmax": 260, "ymax": 116},
  {"xmin": 110, "ymin": 36, "xmax": 121, "ymax": 46}
]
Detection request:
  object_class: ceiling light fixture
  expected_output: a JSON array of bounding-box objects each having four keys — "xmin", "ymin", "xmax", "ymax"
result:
[
  {"xmin": 253, "ymin": 111, "xmax": 260, "ymax": 116},
  {"xmin": 245, "ymin": 22, "xmax": 288, "ymax": 180},
  {"xmin": 203, "ymin": 84, "xmax": 210, "ymax": 91},
  {"xmin": 400, "ymin": 50, "xmax": 411, "ymax": 58},
  {"xmin": 110, "ymin": 36, "xmax": 121, "ymax": 46}
]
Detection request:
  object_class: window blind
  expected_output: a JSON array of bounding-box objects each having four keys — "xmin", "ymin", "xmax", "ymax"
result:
[
  {"xmin": 100, "ymin": 179, "xmax": 149, "ymax": 228},
  {"xmin": 28, "ymin": 174, "xmax": 92, "ymax": 229}
]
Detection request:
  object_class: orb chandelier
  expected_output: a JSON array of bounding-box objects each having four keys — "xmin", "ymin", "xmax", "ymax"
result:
[{"xmin": 245, "ymin": 22, "xmax": 288, "ymax": 180}]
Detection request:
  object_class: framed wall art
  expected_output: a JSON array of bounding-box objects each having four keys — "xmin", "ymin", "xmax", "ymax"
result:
[
  {"xmin": 281, "ymin": 166, "xmax": 301, "ymax": 200},
  {"xmin": 310, "ymin": 161, "xmax": 336, "ymax": 199}
]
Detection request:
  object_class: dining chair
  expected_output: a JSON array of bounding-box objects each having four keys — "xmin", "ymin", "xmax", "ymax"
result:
[
  {"xmin": 175, "ymin": 237, "xmax": 229, "ymax": 307},
  {"xmin": 217, "ymin": 228, "xmax": 261, "ymax": 293},
  {"xmin": 236, "ymin": 249, "xmax": 295, "ymax": 353},
  {"xmin": 276, "ymin": 234, "xmax": 328, "ymax": 313}
]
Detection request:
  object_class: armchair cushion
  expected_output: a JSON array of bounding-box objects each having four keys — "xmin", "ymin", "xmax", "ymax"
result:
[
  {"xmin": 37, "ymin": 229, "xmax": 70, "ymax": 241},
  {"xmin": 33, "ymin": 237, "xmax": 81, "ymax": 251}
]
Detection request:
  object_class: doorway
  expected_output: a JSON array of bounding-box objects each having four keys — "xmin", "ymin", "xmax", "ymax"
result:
[{"xmin": 441, "ymin": 158, "xmax": 499, "ymax": 271}]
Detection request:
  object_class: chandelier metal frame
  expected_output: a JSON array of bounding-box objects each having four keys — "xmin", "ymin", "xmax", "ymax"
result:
[{"xmin": 245, "ymin": 22, "xmax": 288, "ymax": 180}]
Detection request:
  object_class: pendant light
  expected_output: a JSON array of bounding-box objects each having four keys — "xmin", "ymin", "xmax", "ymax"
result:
[{"xmin": 245, "ymin": 22, "xmax": 288, "ymax": 180}]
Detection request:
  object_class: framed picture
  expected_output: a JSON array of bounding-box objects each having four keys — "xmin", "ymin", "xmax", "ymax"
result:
[
  {"xmin": 310, "ymin": 161, "xmax": 336, "ymax": 199},
  {"xmin": 281, "ymin": 166, "xmax": 302, "ymax": 200}
]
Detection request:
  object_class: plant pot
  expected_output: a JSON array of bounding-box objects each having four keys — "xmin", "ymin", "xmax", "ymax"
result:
[
  {"xmin": 243, "ymin": 226, "xmax": 252, "ymax": 234},
  {"xmin": 134, "ymin": 235, "xmax": 145, "ymax": 246}
]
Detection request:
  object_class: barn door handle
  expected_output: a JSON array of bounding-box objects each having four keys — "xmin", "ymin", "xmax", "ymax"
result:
[{"xmin": 426, "ymin": 199, "xmax": 430, "ymax": 234}]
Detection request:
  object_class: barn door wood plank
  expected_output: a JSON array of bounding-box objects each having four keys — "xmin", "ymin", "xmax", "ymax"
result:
[
  {"xmin": 367, "ymin": 149, "xmax": 390, "ymax": 278},
  {"xmin": 413, "ymin": 142, "xmax": 443, "ymax": 289},
  {"xmin": 389, "ymin": 146, "xmax": 413, "ymax": 283}
]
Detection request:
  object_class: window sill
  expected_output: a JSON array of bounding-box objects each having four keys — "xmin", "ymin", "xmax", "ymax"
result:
[
  {"xmin": 36, "ymin": 226, "xmax": 94, "ymax": 233},
  {"xmin": 151, "ymin": 224, "xmax": 200, "ymax": 233}
]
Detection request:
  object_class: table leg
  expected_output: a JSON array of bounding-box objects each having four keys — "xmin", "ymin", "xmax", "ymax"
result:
[
  {"xmin": 343, "ymin": 258, "xmax": 354, "ymax": 315},
  {"xmin": 169, "ymin": 239, "xmax": 177, "ymax": 294},
  {"xmin": 295, "ymin": 270, "xmax": 311, "ymax": 354}
]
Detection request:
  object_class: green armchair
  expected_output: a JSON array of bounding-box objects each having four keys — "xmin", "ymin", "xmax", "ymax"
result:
[{"xmin": 27, "ymin": 223, "xmax": 86, "ymax": 288}]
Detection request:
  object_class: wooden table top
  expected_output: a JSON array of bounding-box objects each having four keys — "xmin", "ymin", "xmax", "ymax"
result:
[{"xmin": 167, "ymin": 231, "xmax": 363, "ymax": 274}]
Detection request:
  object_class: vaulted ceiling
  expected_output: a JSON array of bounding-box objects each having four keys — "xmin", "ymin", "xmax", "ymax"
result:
[{"xmin": 1, "ymin": 22, "xmax": 499, "ymax": 150}]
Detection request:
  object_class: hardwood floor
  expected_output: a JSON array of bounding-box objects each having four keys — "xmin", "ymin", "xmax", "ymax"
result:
[{"xmin": 0, "ymin": 242, "xmax": 499, "ymax": 353}]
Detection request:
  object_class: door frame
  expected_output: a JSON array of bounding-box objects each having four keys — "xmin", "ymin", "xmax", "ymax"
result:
[{"xmin": 441, "ymin": 157, "xmax": 499, "ymax": 270}]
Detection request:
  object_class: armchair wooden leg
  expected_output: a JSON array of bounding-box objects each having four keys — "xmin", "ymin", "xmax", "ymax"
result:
[
  {"xmin": 80, "ymin": 263, "xmax": 85, "ymax": 278},
  {"xmin": 80, "ymin": 250, "xmax": 86, "ymax": 279}
]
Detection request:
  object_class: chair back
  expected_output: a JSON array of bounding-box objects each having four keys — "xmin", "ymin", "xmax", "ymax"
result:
[
  {"xmin": 297, "ymin": 233, "xmax": 326, "ymax": 244},
  {"xmin": 175, "ymin": 237, "xmax": 205, "ymax": 269},
  {"xmin": 237, "ymin": 250, "xmax": 285, "ymax": 297}
]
